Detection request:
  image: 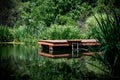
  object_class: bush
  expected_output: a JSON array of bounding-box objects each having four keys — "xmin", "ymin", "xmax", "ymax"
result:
[
  {"xmin": 0, "ymin": 0, "xmax": 20, "ymax": 27},
  {"xmin": 15, "ymin": 0, "xmax": 93, "ymax": 27},
  {"xmin": 41, "ymin": 25, "xmax": 82, "ymax": 40},
  {"xmin": 14, "ymin": 22, "xmax": 44, "ymax": 42},
  {"xmin": 14, "ymin": 26, "xmax": 27, "ymax": 42},
  {"xmin": 55, "ymin": 15, "xmax": 76, "ymax": 25},
  {"xmin": 0, "ymin": 26, "xmax": 14, "ymax": 42}
]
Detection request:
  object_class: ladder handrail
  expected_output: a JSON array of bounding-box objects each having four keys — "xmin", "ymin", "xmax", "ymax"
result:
[{"xmin": 72, "ymin": 42, "xmax": 80, "ymax": 57}]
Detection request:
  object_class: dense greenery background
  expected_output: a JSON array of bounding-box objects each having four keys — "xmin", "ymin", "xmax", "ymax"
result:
[{"xmin": 0, "ymin": 0, "xmax": 120, "ymax": 42}]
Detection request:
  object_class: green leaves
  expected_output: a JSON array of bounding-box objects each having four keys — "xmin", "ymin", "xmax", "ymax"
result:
[
  {"xmin": 0, "ymin": 26, "xmax": 14, "ymax": 42},
  {"xmin": 41, "ymin": 25, "xmax": 82, "ymax": 40},
  {"xmin": 91, "ymin": 10, "xmax": 120, "ymax": 77}
]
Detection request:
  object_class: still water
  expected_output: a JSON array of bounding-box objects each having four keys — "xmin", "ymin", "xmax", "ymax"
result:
[
  {"xmin": 0, "ymin": 44, "xmax": 43, "ymax": 60},
  {"xmin": 0, "ymin": 44, "xmax": 102, "ymax": 80},
  {"xmin": 0, "ymin": 44, "xmax": 44, "ymax": 80}
]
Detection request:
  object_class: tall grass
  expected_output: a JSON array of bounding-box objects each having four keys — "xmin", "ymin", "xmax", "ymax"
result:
[
  {"xmin": 91, "ymin": 10, "xmax": 120, "ymax": 78},
  {"xmin": 0, "ymin": 25, "xmax": 39, "ymax": 42},
  {"xmin": 85, "ymin": 13, "xmax": 112, "ymax": 38},
  {"xmin": 14, "ymin": 26, "xmax": 36, "ymax": 42},
  {"xmin": 0, "ymin": 26, "xmax": 14, "ymax": 42},
  {"xmin": 14, "ymin": 24, "xmax": 44, "ymax": 42}
]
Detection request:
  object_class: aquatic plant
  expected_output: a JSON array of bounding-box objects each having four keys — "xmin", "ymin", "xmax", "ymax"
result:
[{"xmin": 90, "ymin": 10, "xmax": 120, "ymax": 78}]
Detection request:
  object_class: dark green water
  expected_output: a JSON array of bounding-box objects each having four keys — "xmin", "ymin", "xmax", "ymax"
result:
[
  {"xmin": 0, "ymin": 44, "xmax": 108, "ymax": 80},
  {"xmin": 0, "ymin": 44, "xmax": 44, "ymax": 80}
]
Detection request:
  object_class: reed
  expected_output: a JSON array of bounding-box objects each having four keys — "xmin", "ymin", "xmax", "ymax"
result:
[{"xmin": 91, "ymin": 10, "xmax": 120, "ymax": 78}]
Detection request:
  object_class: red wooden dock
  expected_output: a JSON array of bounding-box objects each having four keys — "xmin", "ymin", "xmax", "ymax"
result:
[
  {"xmin": 38, "ymin": 39, "xmax": 100, "ymax": 58},
  {"xmin": 38, "ymin": 39, "xmax": 100, "ymax": 46}
]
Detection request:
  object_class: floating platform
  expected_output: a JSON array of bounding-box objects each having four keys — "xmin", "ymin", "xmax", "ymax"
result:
[
  {"xmin": 38, "ymin": 39, "xmax": 100, "ymax": 58},
  {"xmin": 38, "ymin": 39, "xmax": 100, "ymax": 47}
]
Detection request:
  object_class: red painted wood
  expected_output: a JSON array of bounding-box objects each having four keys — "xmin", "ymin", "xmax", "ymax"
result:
[{"xmin": 38, "ymin": 39, "xmax": 100, "ymax": 47}]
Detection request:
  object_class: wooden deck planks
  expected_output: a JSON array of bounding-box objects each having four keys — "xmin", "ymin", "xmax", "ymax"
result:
[
  {"xmin": 38, "ymin": 40, "xmax": 69, "ymax": 46},
  {"xmin": 38, "ymin": 39, "xmax": 100, "ymax": 47}
]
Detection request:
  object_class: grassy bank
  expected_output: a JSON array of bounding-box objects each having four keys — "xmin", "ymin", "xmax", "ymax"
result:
[
  {"xmin": 0, "ymin": 42, "xmax": 24, "ymax": 44},
  {"xmin": 0, "ymin": 24, "xmax": 86, "ymax": 43}
]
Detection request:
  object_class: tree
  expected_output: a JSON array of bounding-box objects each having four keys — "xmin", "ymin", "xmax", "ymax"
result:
[{"xmin": 0, "ymin": 0, "xmax": 19, "ymax": 27}]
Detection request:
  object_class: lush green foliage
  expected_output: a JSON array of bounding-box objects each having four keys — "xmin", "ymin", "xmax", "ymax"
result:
[
  {"xmin": 0, "ymin": 0, "xmax": 20, "ymax": 26},
  {"xmin": 14, "ymin": 25, "xmax": 43, "ymax": 42},
  {"xmin": 14, "ymin": 26, "xmax": 34, "ymax": 42},
  {"xmin": 91, "ymin": 11, "xmax": 120, "ymax": 78},
  {"xmin": 55, "ymin": 15, "xmax": 76, "ymax": 25},
  {"xmin": 1, "ymin": 0, "xmax": 119, "ymax": 28},
  {"xmin": 85, "ymin": 13, "xmax": 112, "ymax": 38},
  {"xmin": 16, "ymin": 0, "xmax": 85, "ymax": 27},
  {"xmin": 41, "ymin": 25, "xmax": 83, "ymax": 40},
  {"xmin": 0, "ymin": 0, "xmax": 120, "ymax": 42},
  {"xmin": 0, "ymin": 26, "xmax": 14, "ymax": 42}
]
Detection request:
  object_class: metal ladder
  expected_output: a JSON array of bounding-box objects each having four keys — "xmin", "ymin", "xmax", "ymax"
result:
[{"xmin": 72, "ymin": 42, "xmax": 80, "ymax": 57}]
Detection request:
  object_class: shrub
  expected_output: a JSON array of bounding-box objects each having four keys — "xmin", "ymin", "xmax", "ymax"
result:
[
  {"xmin": 0, "ymin": 26, "xmax": 14, "ymax": 42},
  {"xmin": 14, "ymin": 24, "xmax": 44, "ymax": 42},
  {"xmin": 0, "ymin": 0, "xmax": 20, "ymax": 27},
  {"xmin": 15, "ymin": 0, "xmax": 93, "ymax": 27},
  {"xmin": 41, "ymin": 25, "xmax": 82, "ymax": 40},
  {"xmin": 55, "ymin": 15, "xmax": 76, "ymax": 25},
  {"xmin": 14, "ymin": 26, "xmax": 28, "ymax": 42}
]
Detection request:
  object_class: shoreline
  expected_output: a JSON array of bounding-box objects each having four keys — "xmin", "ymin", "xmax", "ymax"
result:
[{"xmin": 0, "ymin": 42, "xmax": 24, "ymax": 44}]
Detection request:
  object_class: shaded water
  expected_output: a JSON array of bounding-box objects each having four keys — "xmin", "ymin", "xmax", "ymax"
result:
[
  {"xmin": 0, "ymin": 44, "xmax": 43, "ymax": 80},
  {"xmin": 0, "ymin": 44, "xmax": 106, "ymax": 80}
]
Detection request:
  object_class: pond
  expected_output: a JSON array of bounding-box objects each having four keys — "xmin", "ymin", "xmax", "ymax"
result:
[
  {"xmin": 0, "ymin": 44, "xmax": 105, "ymax": 80},
  {"xmin": 0, "ymin": 43, "xmax": 44, "ymax": 80},
  {"xmin": 0, "ymin": 43, "xmax": 43, "ymax": 59}
]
